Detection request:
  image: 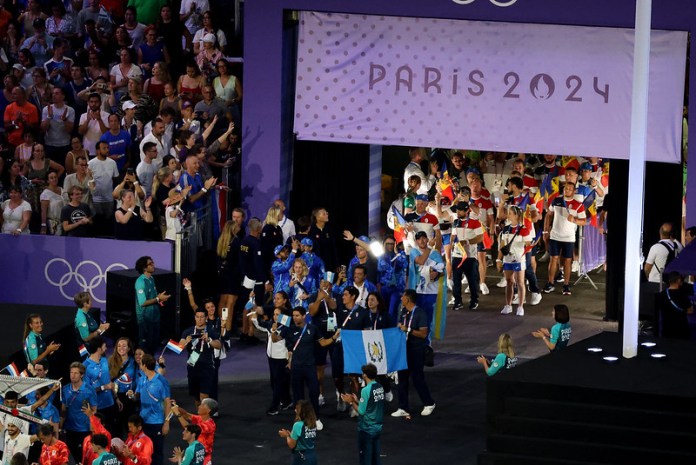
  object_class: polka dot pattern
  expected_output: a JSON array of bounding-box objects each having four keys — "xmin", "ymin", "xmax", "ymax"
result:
[{"xmin": 294, "ymin": 12, "xmax": 686, "ymax": 162}]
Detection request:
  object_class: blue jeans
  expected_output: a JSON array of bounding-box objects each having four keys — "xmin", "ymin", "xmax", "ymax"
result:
[{"xmin": 358, "ymin": 430, "xmax": 382, "ymax": 465}]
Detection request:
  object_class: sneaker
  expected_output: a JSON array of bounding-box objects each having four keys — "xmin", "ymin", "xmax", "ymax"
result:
[
  {"xmin": 496, "ymin": 277, "xmax": 507, "ymax": 288},
  {"xmin": 421, "ymin": 404, "xmax": 436, "ymax": 416},
  {"xmin": 461, "ymin": 275, "xmax": 468, "ymax": 284},
  {"xmin": 447, "ymin": 278, "xmax": 454, "ymax": 291},
  {"xmin": 563, "ymin": 285, "xmax": 572, "ymax": 295},
  {"xmin": 337, "ymin": 399, "xmax": 347, "ymax": 412},
  {"xmin": 542, "ymin": 283, "xmax": 555, "ymax": 294},
  {"xmin": 469, "ymin": 301, "xmax": 479, "ymax": 310},
  {"xmin": 516, "ymin": 306, "xmax": 525, "ymax": 316},
  {"xmin": 391, "ymin": 408, "xmax": 411, "ymax": 418},
  {"xmin": 511, "ymin": 294, "xmax": 520, "ymax": 305},
  {"xmin": 480, "ymin": 283, "xmax": 490, "ymax": 295},
  {"xmin": 318, "ymin": 394, "xmax": 325, "ymax": 407},
  {"xmin": 448, "ymin": 296, "xmax": 456, "ymax": 305},
  {"xmin": 349, "ymin": 408, "xmax": 358, "ymax": 418},
  {"xmin": 280, "ymin": 402, "xmax": 294, "ymax": 411},
  {"xmin": 529, "ymin": 292, "xmax": 543, "ymax": 306},
  {"xmin": 571, "ymin": 261, "xmax": 579, "ymax": 273},
  {"xmin": 555, "ymin": 272, "xmax": 565, "ymax": 283},
  {"xmin": 453, "ymin": 303, "xmax": 464, "ymax": 311},
  {"xmin": 385, "ymin": 391, "xmax": 394, "ymax": 402},
  {"xmin": 464, "ymin": 286, "xmax": 470, "ymax": 294},
  {"xmin": 538, "ymin": 251, "xmax": 550, "ymax": 263},
  {"xmin": 266, "ymin": 409, "xmax": 279, "ymax": 416},
  {"xmin": 316, "ymin": 419, "xmax": 324, "ymax": 431},
  {"xmin": 500, "ymin": 305, "xmax": 513, "ymax": 315}
]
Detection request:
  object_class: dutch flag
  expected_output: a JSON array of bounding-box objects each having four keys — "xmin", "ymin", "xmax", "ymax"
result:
[
  {"xmin": 78, "ymin": 345, "xmax": 89, "ymax": 358},
  {"xmin": 341, "ymin": 328, "xmax": 408, "ymax": 375},
  {"xmin": 166, "ymin": 340, "xmax": 184, "ymax": 355},
  {"xmin": 3, "ymin": 363, "xmax": 20, "ymax": 377}
]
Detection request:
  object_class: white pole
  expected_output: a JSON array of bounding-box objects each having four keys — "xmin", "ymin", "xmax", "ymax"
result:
[{"xmin": 623, "ymin": 0, "xmax": 652, "ymax": 358}]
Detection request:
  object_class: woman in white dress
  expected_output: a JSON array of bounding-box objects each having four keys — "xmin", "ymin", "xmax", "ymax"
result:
[{"xmin": 40, "ymin": 170, "xmax": 64, "ymax": 235}]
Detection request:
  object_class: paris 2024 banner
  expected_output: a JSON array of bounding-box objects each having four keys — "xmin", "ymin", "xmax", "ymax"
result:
[{"xmin": 293, "ymin": 12, "xmax": 686, "ymax": 162}]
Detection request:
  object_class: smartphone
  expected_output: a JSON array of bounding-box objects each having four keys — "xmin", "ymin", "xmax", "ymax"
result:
[
  {"xmin": 126, "ymin": 168, "xmax": 134, "ymax": 176},
  {"xmin": 221, "ymin": 307, "xmax": 229, "ymax": 321},
  {"xmin": 81, "ymin": 399, "xmax": 90, "ymax": 410}
]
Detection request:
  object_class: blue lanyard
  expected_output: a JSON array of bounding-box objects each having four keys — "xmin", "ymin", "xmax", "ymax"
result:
[{"xmin": 292, "ymin": 325, "xmax": 308, "ymax": 352}]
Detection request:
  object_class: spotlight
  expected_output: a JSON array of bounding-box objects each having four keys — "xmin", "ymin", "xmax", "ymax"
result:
[{"xmin": 369, "ymin": 240, "xmax": 384, "ymax": 257}]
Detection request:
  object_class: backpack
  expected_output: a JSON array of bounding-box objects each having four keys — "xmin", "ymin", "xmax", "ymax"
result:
[{"xmin": 657, "ymin": 240, "xmax": 679, "ymax": 280}]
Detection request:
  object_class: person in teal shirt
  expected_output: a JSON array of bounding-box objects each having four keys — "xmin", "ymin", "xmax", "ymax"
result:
[
  {"xmin": 532, "ymin": 304, "xmax": 572, "ymax": 351},
  {"xmin": 477, "ymin": 333, "xmax": 517, "ymax": 376},
  {"xmin": 278, "ymin": 400, "xmax": 318, "ymax": 465},
  {"xmin": 342, "ymin": 363, "xmax": 385, "ymax": 465},
  {"xmin": 23, "ymin": 313, "xmax": 60, "ymax": 366},
  {"xmin": 134, "ymin": 256, "xmax": 171, "ymax": 354},
  {"xmin": 74, "ymin": 291, "xmax": 109, "ymax": 346},
  {"xmin": 91, "ymin": 433, "xmax": 119, "ymax": 465},
  {"xmin": 170, "ymin": 425, "xmax": 206, "ymax": 465}
]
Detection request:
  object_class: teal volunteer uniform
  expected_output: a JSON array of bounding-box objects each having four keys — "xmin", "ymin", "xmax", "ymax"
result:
[
  {"xmin": 357, "ymin": 380, "xmax": 385, "ymax": 465},
  {"xmin": 180, "ymin": 440, "xmax": 206, "ymax": 465},
  {"xmin": 92, "ymin": 451, "xmax": 119, "ymax": 465},
  {"xmin": 550, "ymin": 322, "xmax": 571, "ymax": 350},
  {"xmin": 135, "ymin": 273, "xmax": 160, "ymax": 354},
  {"xmin": 290, "ymin": 420, "xmax": 317, "ymax": 465}
]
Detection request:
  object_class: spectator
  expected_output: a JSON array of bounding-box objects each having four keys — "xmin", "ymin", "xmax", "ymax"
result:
[
  {"xmin": 136, "ymin": 141, "xmax": 159, "ymax": 195},
  {"xmin": 44, "ymin": 37, "xmax": 73, "ymax": 87},
  {"xmin": 28, "ymin": 68, "xmax": 54, "ymax": 110},
  {"xmin": 20, "ymin": 19, "xmax": 53, "ymax": 66},
  {"xmin": 85, "ymin": 51, "xmax": 110, "ymax": 83},
  {"xmin": 476, "ymin": 333, "xmax": 517, "ymax": 376},
  {"xmin": 63, "ymin": 156, "xmax": 94, "ymax": 205},
  {"xmin": 114, "ymin": 189, "xmax": 153, "ymax": 240},
  {"xmin": 60, "ymin": 185, "xmax": 94, "ymax": 237},
  {"xmin": 88, "ymin": 141, "xmax": 119, "ymax": 233},
  {"xmin": 123, "ymin": 7, "xmax": 147, "ymax": 48},
  {"xmin": 193, "ymin": 11, "xmax": 227, "ymax": 54},
  {"xmin": 177, "ymin": 61, "xmax": 205, "ymax": 105},
  {"xmin": 128, "ymin": 0, "xmax": 168, "ymax": 27},
  {"xmin": 4, "ymin": 87, "xmax": 39, "ymax": 150},
  {"xmin": 163, "ymin": 188, "xmax": 186, "ymax": 241},
  {"xmin": 195, "ymin": 34, "xmax": 222, "ymax": 80},
  {"xmin": 41, "ymin": 87, "xmax": 75, "ymax": 167},
  {"xmin": 100, "ymin": 114, "xmax": 132, "ymax": 174},
  {"xmin": 0, "ymin": 75, "xmax": 19, "ymax": 131},
  {"xmin": 138, "ymin": 26, "xmax": 169, "ymax": 77},
  {"xmin": 139, "ymin": 117, "xmax": 167, "ymax": 167},
  {"xmin": 17, "ymin": 1, "xmax": 47, "ymax": 38},
  {"xmin": 60, "ymin": 362, "xmax": 98, "ymax": 462},
  {"xmin": 143, "ymin": 62, "xmax": 170, "ymax": 105},
  {"xmin": 180, "ymin": 0, "xmax": 209, "ymax": 36},
  {"xmin": 39, "ymin": 170, "xmax": 64, "ymax": 235},
  {"xmin": 178, "ymin": 155, "xmax": 216, "ymax": 213},
  {"xmin": 77, "ymin": 0, "xmax": 113, "ymax": 36},
  {"xmin": 110, "ymin": 48, "xmax": 143, "ymax": 103},
  {"xmin": 2, "ymin": 183, "xmax": 32, "ymax": 236},
  {"xmin": 159, "ymin": 83, "xmax": 182, "ymax": 119},
  {"xmin": 158, "ymin": 4, "xmax": 190, "ymax": 76},
  {"xmin": 114, "ymin": 77, "xmax": 156, "ymax": 126},
  {"xmin": 78, "ymin": 93, "xmax": 109, "ymax": 157}
]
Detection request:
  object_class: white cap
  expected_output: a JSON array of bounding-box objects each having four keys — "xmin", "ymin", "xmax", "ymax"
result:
[
  {"xmin": 202, "ymin": 33, "xmax": 216, "ymax": 43},
  {"xmin": 12, "ymin": 64, "xmax": 24, "ymax": 71},
  {"xmin": 122, "ymin": 101, "xmax": 137, "ymax": 110}
]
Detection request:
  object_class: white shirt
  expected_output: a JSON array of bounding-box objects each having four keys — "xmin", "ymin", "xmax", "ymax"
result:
[
  {"xmin": 139, "ymin": 133, "xmax": 165, "ymax": 169},
  {"xmin": 645, "ymin": 239, "xmax": 683, "ymax": 283},
  {"xmin": 79, "ymin": 110, "xmax": 110, "ymax": 156},
  {"xmin": 403, "ymin": 161, "xmax": 435, "ymax": 195},
  {"xmin": 179, "ymin": 0, "xmax": 210, "ymax": 35},
  {"xmin": 252, "ymin": 319, "xmax": 289, "ymax": 360},
  {"xmin": 1, "ymin": 200, "xmax": 32, "ymax": 234},
  {"xmin": 136, "ymin": 160, "xmax": 157, "ymax": 196},
  {"xmin": 87, "ymin": 157, "xmax": 119, "ymax": 203},
  {"xmin": 165, "ymin": 206, "xmax": 183, "ymax": 241},
  {"xmin": 2, "ymin": 432, "xmax": 32, "ymax": 462},
  {"xmin": 278, "ymin": 216, "xmax": 296, "ymax": 242}
]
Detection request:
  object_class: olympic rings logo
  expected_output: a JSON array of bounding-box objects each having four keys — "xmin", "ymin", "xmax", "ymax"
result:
[
  {"xmin": 44, "ymin": 258, "xmax": 128, "ymax": 303},
  {"xmin": 452, "ymin": 0, "xmax": 519, "ymax": 6}
]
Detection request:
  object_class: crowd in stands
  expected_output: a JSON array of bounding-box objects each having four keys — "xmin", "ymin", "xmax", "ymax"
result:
[{"xmin": 0, "ymin": 0, "xmax": 241, "ymax": 240}]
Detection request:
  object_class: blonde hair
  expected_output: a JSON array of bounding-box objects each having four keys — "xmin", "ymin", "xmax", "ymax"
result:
[
  {"xmin": 498, "ymin": 333, "xmax": 515, "ymax": 358},
  {"xmin": 217, "ymin": 220, "xmax": 240, "ymax": 258},
  {"xmin": 292, "ymin": 258, "xmax": 309, "ymax": 279},
  {"xmin": 151, "ymin": 166, "xmax": 171, "ymax": 197},
  {"xmin": 264, "ymin": 206, "xmax": 281, "ymax": 227}
]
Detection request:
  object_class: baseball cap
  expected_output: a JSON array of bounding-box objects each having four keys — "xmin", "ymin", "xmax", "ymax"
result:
[
  {"xmin": 274, "ymin": 245, "xmax": 287, "ymax": 255},
  {"xmin": 182, "ymin": 100, "xmax": 193, "ymax": 109},
  {"xmin": 300, "ymin": 238, "xmax": 313, "ymax": 247},
  {"xmin": 12, "ymin": 64, "xmax": 24, "ymax": 72},
  {"xmin": 415, "ymin": 194, "xmax": 428, "ymax": 202},
  {"xmin": 122, "ymin": 101, "xmax": 137, "ymax": 110},
  {"xmin": 455, "ymin": 201, "xmax": 470, "ymax": 211},
  {"xmin": 358, "ymin": 235, "xmax": 370, "ymax": 243},
  {"xmin": 202, "ymin": 33, "xmax": 216, "ymax": 43},
  {"xmin": 415, "ymin": 231, "xmax": 428, "ymax": 240},
  {"xmin": 579, "ymin": 162, "xmax": 592, "ymax": 172},
  {"xmin": 466, "ymin": 167, "xmax": 481, "ymax": 177}
]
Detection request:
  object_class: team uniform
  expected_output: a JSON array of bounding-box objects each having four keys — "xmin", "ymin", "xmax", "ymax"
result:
[
  {"xmin": 92, "ymin": 451, "xmax": 119, "ymax": 465},
  {"xmin": 283, "ymin": 323, "xmax": 322, "ymax": 415},
  {"xmin": 39, "ymin": 439, "xmax": 69, "ymax": 465},
  {"xmin": 135, "ymin": 273, "xmax": 160, "ymax": 355},
  {"xmin": 485, "ymin": 353, "xmax": 518, "ymax": 376},
  {"xmin": 356, "ymin": 380, "xmax": 385, "ymax": 465},
  {"xmin": 74, "ymin": 309, "xmax": 99, "ymax": 345},
  {"xmin": 190, "ymin": 415, "xmax": 216, "ymax": 465},
  {"xmin": 451, "ymin": 214, "xmax": 483, "ymax": 309},
  {"xmin": 548, "ymin": 197, "xmax": 586, "ymax": 258},
  {"xmin": 396, "ymin": 307, "xmax": 434, "ymax": 414},
  {"xmin": 180, "ymin": 440, "xmax": 206, "ymax": 465},
  {"xmin": 135, "ymin": 372, "xmax": 170, "ymax": 465},
  {"xmin": 289, "ymin": 420, "xmax": 317, "ymax": 465},
  {"xmin": 378, "ymin": 250, "xmax": 408, "ymax": 323},
  {"xmin": 61, "ymin": 382, "xmax": 98, "ymax": 462},
  {"xmin": 407, "ymin": 247, "xmax": 445, "ymax": 339},
  {"xmin": 24, "ymin": 330, "xmax": 46, "ymax": 365},
  {"xmin": 469, "ymin": 195, "xmax": 494, "ymax": 252},
  {"xmin": 498, "ymin": 224, "xmax": 532, "ymax": 272},
  {"xmin": 271, "ymin": 251, "xmax": 296, "ymax": 294},
  {"xmin": 549, "ymin": 322, "xmax": 571, "ymax": 351},
  {"xmin": 121, "ymin": 431, "xmax": 153, "ymax": 465}
]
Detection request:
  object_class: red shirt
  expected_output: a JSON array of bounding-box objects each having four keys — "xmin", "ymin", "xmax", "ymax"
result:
[
  {"xmin": 3, "ymin": 101, "xmax": 39, "ymax": 146},
  {"xmin": 191, "ymin": 415, "xmax": 216, "ymax": 465},
  {"xmin": 121, "ymin": 432, "xmax": 153, "ymax": 465},
  {"xmin": 82, "ymin": 416, "xmax": 112, "ymax": 465},
  {"xmin": 40, "ymin": 439, "xmax": 69, "ymax": 465}
]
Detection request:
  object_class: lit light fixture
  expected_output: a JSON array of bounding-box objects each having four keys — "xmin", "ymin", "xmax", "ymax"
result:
[
  {"xmin": 369, "ymin": 240, "xmax": 385, "ymax": 257},
  {"xmin": 587, "ymin": 347, "xmax": 603, "ymax": 353},
  {"xmin": 650, "ymin": 353, "xmax": 667, "ymax": 360},
  {"xmin": 602, "ymin": 356, "xmax": 619, "ymax": 364},
  {"xmin": 640, "ymin": 342, "xmax": 656, "ymax": 348}
]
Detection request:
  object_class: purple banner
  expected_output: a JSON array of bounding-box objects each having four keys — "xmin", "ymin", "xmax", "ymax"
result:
[
  {"xmin": 0, "ymin": 235, "xmax": 172, "ymax": 306},
  {"xmin": 294, "ymin": 12, "xmax": 686, "ymax": 162}
]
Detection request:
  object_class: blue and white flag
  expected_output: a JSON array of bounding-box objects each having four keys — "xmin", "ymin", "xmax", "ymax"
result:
[{"xmin": 342, "ymin": 328, "xmax": 407, "ymax": 375}]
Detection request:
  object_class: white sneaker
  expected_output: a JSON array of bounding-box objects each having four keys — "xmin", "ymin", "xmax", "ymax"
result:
[
  {"xmin": 447, "ymin": 278, "xmax": 454, "ymax": 291},
  {"xmin": 461, "ymin": 275, "xmax": 468, "ymax": 284},
  {"xmin": 464, "ymin": 286, "xmax": 470, "ymax": 294},
  {"xmin": 516, "ymin": 306, "xmax": 525, "ymax": 316},
  {"xmin": 385, "ymin": 391, "xmax": 394, "ymax": 402},
  {"xmin": 529, "ymin": 292, "xmax": 542, "ymax": 306},
  {"xmin": 500, "ymin": 305, "xmax": 513, "ymax": 315},
  {"xmin": 511, "ymin": 294, "xmax": 520, "ymax": 305},
  {"xmin": 496, "ymin": 277, "xmax": 507, "ymax": 288},
  {"xmin": 316, "ymin": 419, "xmax": 324, "ymax": 431},
  {"xmin": 421, "ymin": 404, "xmax": 436, "ymax": 416},
  {"xmin": 448, "ymin": 296, "xmax": 456, "ymax": 306},
  {"xmin": 538, "ymin": 252, "xmax": 550, "ymax": 263},
  {"xmin": 480, "ymin": 283, "xmax": 490, "ymax": 295},
  {"xmin": 318, "ymin": 394, "xmax": 325, "ymax": 407},
  {"xmin": 391, "ymin": 408, "xmax": 410, "ymax": 418},
  {"xmin": 572, "ymin": 260, "xmax": 579, "ymax": 273}
]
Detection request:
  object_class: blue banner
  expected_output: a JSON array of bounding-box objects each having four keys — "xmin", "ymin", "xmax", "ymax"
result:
[{"xmin": 342, "ymin": 327, "xmax": 407, "ymax": 375}]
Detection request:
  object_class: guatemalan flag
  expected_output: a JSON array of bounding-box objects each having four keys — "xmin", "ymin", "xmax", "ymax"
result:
[{"xmin": 341, "ymin": 328, "xmax": 408, "ymax": 375}]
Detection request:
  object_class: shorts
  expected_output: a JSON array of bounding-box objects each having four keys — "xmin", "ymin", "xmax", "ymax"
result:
[
  {"xmin": 548, "ymin": 239, "xmax": 574, "ymax": 259},
  {"xmin": 187, "ymin": 363, "xmax": 216, "ymax": 398},
  {"xmin": 503, "ymin": 262, "xmax": 525, "ymax": 272},
  {"xmin": 441, "ymin": 233, "xmax": 451, "ymax": 246},
  {"xmin": 477, "ymin": 242, "xmax": 487, "ymax": 252}
]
